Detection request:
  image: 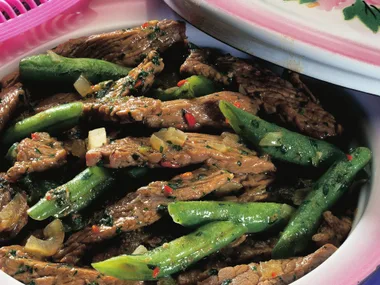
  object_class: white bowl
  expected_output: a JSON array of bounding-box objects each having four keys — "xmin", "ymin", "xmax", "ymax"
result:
[{"xmin": 1, "ymin": 1, "xmax": 379, "ymax": 284}]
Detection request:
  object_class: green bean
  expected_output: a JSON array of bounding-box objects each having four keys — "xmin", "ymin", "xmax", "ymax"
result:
[
  {"xmin": 28, "ymin": 166, "xmax": 113, "ymax": 221},
  {"xmin": 150, "ymin": 75, "xmax": 217, "ymax": 100},
  {"xmin": 92, "ymin": 221, "xmax": 247, "ymax": 280},
  {"xmin": 168, "ymin": 201, "xmax": 295, "ymax": 233},
  {"xmin": 272, "ymin": 147, "xmax": 371, "ymax": 258},
  {"xmin": 20, "ymin": 53, "xmax": 131, "ymax": 86},
  {"xmin": 5, "ymin": 142, "xmax": 18, "ymax": 163},
  {"xmin": 2, "ymin": 102, "xmax": 84, "ymax": 145},
  {"xmin": 219, "ymin": 101, "xmax": 345, "ymax": 167}
]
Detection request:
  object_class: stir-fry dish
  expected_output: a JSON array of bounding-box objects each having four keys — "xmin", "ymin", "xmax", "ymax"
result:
[{"xmin": 0, "ymin": 19, "xmax": 372, "ymax": 285}]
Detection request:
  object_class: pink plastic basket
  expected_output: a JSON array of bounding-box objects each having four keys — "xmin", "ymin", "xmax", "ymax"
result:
[{"xmin": 0, "ymin": 0, "xmax": 89, "ymax": 42}]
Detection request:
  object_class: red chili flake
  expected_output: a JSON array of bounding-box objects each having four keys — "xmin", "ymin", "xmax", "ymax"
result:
[
  {"xmin": 141, "ymin": 22, "xmax": 149, "ymax": 28},
  {"xmin": 161, "ymin": 161, "xmax": 180, "ymax": 168},
  {"xmin": 225, "ymin": 118, "xmax": 230, "ymax": 124},
  {"xmin": 346, "ymin": 154, "xmax": 353, "ymax": 161},
  {"xmin": 184, "ymin": 112, "xmax": 196, "ymax": 128},
  {"xmin": 152, "ymin": 266, "xmax": 160, "ymax": 278},
  {"xmin": 92, "ymin": 225, "xmax": 100, "ymax": 233},
  {"xmin": 271, "ymin": 272, "xmax": 277, "ymax": 278},
  {"xmin": 134, "ymin": 80, "xmax": 143, "ymax": 88},
  {"xmin": 31, "ymin": 133, "xmax": 39, "ymax": 140},
  {"xmin": 177, "ymin": 79, "xmax": 188, "ymax": 87},
  {"xmin": 163, "ymin": 185, "xmax": 173, "ymax": 196},
  {"xmin": 233, "ymin": 101, "xmax": 241, "ymax": 108},
  {"xmin": 46, "ymin": 194, "xmax": 52, "ymax": 201}
]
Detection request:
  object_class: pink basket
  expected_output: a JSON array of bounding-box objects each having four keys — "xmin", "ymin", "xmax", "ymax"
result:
[{"xmin": 0, "ymin": 0, "xmax": 89, "ymax": 42}]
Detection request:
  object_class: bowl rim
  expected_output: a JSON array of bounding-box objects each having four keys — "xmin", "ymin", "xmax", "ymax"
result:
[{"xmin": 0, "ymin": 1, "xmax": 379, "ymax": 284}]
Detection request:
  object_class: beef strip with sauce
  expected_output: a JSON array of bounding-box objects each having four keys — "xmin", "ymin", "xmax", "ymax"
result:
[
  {"xmin": 53, "ymin": 166, "xmax": 243, "ymax": 264},
  {"xmin": 86, "ymin": 132, "xmax": 275, "ymax": 175},
  {"xmin": 181, "ymin": 48, "xmax": 342, "ymax": 139},
  {"xmin": 177, "ymin": 237, "xmax": 278, "ymax": 285},
  {"xmin": 180, "ymin": 48, "xmax": 231, "ymax": 85},
  {"xmin": 0, "ymin": 83, "xmax": 25, "ymax": 133},
  {"xmin": 6, "ymin": 132, "xmax": 68, "ymax": 182},
  {"xmin": 201, "ymin": 244, "xmax": 337, "ymax": 285},
  {"xmin": 312, "ymin": 211, "xmax": 352, "ymax": 248},
  {"xmin": 0, "ymin": 246, "xmax": 140, "ymax": 285},
  {"xmin": 53, "ymin": 19, "xmax": 186, "ymax": 67},
  {"xmin": 84, "ymin": 91, "xmax": 258, "ymax": 129}
]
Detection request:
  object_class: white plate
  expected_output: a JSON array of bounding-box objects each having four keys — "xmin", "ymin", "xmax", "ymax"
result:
[
  {"xmin": 164, "ymin": 0, "xmax": 380, "ymax": 96},
  {"xmin": 1, "ymin": 0, "xmax": 380, "ymax": 284}
]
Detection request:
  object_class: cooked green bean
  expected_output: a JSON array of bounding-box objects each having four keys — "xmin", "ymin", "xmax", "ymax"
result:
[
  {"xmin": 5, "ymin": 142, "xmax": 18, "ymax": 163},
  {"xmin": 2, "ymin": 102, "xmax": 84, "ymax": 145},
  {"xmin": 92, "ymin": 221, "xmax": 247, "ymax": 280},
  {"xmin": 150, "ymin": 75, "xmax": 217, "ymax": 100},
  {"xmin": 20, "ymin": 53, "xmax": 131, "ymax": 86},
  {"xmin": 28, "ymin": 166, "xmax": 113, "ymax": 221},
  {"xmin": 272, "ymin": 147, "xmax": 371, "ymax": 258},
  {"xmin": 168, "ymin": 201, "xmax": 295, "ymax": 233},
  {"xmin": 219, "ymin": 101, "xmax": 345, "ymax": 167}
]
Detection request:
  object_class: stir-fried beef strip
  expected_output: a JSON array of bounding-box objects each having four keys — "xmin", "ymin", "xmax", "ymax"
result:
[
  {"xmin": 180, "ymin": 48, "xmax": 232, "ymax": 85},
  {"xmin": 312, "ymin": 211, "xmax": 352, "ymax": 248},
  {"xmin": 0, "ymin": 178, "xmax": 29, "ymax": 242},
  {"xmin": 6, "ymin": 132, "xmax": 68, "ymax": 182},
  {"xmin": 216, "ymin": 55, "xmax": 343, "ymax": 139},
  {"xmin": 201, "ymin": 244, "xmax": 337, "ymax": 285},
  {"xmin": 33, "ymin": 93, "xmax": 81, "ymax": 114},
  {"xmin": 181, "ymin": 48, "xmax": 342, "ymax": 139},
  {"xmin": 86, "ymin": 132, "xmax": 275, "ymax": 174},
  {"xmin": 53, "ymin": 19, "xmax": 186, "ymax": 67},
  {"xmin": 0, "ymin": 246, "xmax": 140, "ymax": 285},
  {"xmin": 0, "ymin": 83, "xmax": 25, "ymax": 133},
  {"xmin": 53, "ymin": 166, "xmax": 236, "ymax": 264},
  {"xmin": 84, "ymin": 91, "xmax": 258, "ymax": 129},
  {"xmin": 177, "ymin": 237, "xmax": 278, "ymax": 285},
  {"xmin": 0, "ymin": 71, "xmax": 20, "ymax": 90},
  {"xmin": 145, "ymin": 91, "xmax": 259, "ymax": 129},
  {"xmin": 88, "ymin": 50, "xmax": 164, "ymax": 99}
]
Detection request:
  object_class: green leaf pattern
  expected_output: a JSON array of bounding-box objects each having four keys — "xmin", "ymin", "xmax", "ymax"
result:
[{"xmin": 287, "ymin": 0, "xmax": 380, "ymax": 33}]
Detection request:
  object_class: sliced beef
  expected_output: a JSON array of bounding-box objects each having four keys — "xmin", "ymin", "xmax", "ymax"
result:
[
  {"xmin": 0, "ymin": 71, "xmax": 20, "ymax": 90},
  {"xmin": 180, "ymin": 48, "xmax": 231, "ymax": 85},
  {"xmin": 53, "ymin": 166, "xmax": 235, "ymax": 264},
  {"xmin": 0, "ymin": 83, "xmax": 25, "ymax": 133},
  {"xmin": 34, "ymin": 92, "xmax": 81, "ymax": 113},
  {"xmin": 53, "ymin": 19, "xmax": 186, "ymax": 67},
  {"xmin": 0, "ymin": 245, "xmax": 139, "ymax": 285},
  {"xmin": 216, "ymin": 55, "xmax": 342, "ymax": 139},
  {"xmin": 86, "ymin": 132, "xmax": 275, "ymax": 175},
  {"xmin": 84, "ymin": 91, "xmax": 258, "ymax": 129},
  {"xmin": 84, "ymin": 96, "xmax": 163, "ymax": 123},
  {"xmin": 312, "ymin": 211, "xmax": 352, "ymax": 248},
  {"xmin": 87, "ymin": 50, "xmax": 164, "ymax": 99},
  {"xmin": 177, "ymin": 237, "xmax": 277, "ymax": 285},
  {"xmin": 201, "ymin": 244, "xmax": 337, "ymax": 285},
  {"xmin": 6, "ymin": 132, "xmax": 68, "ymax": 182},
  {"xmin": 145, "ymin": 91, "xmax": 259, "ymax": 129}
]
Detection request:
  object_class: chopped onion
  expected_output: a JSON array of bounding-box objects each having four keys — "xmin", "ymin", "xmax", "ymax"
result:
[
  {"xmin": 132, "ymin": 244, "xmax": 148, "ymax": 255},
  {"xmin": 0, "ymin": 194, "xmax": 25, "ymax": 231},
  {"xmin": 138, "ymin": 146, "xmax": 152, "ymax": 155},
  {"xmin": 150, "ymin": 134, "xmax": 168, "ymax": 152},
  {"xmin": 259, "ymin": 132, "xmax": 283, "ymax": 147},
  {"xmin": 88, "ymin": 128, "xmax": 107, "ymax": 150},
  {"xmin": 74, "ymin": 74, "xmax": 93, "ymax": 97},
  {"xmin": 47, "ymin": 50, "xmax": 63, "ymax": 63},
  {"xmin": 24, "ymin": 219, "xmax": 65, "ymax": 257},
  {"xmin": 207, "ymin": 142, "xmax": 229, "ymax": 153},
  {"xmin": 150, "ymin": 128, "xmax": 188, "ymax": 152}
]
